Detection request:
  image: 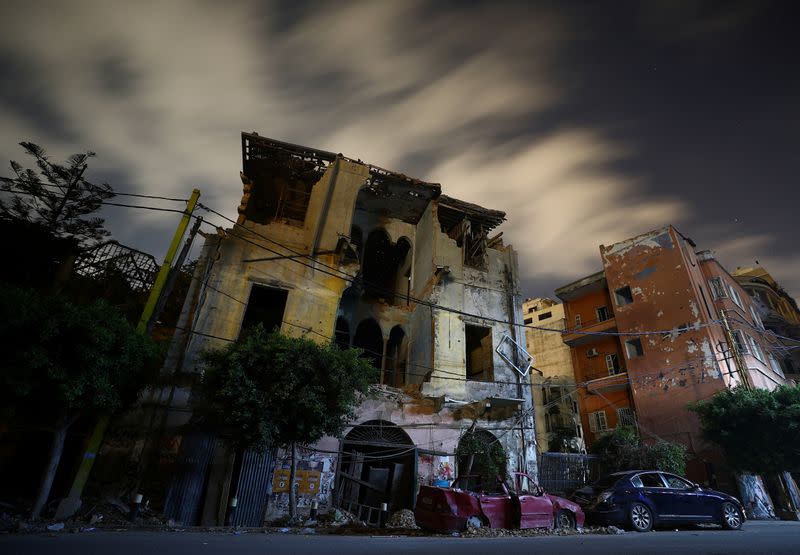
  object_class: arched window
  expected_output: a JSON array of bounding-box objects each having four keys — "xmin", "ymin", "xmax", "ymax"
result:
[{"xmin": 385, "ymin": 326, "xmax": 408, "ymax": 387}]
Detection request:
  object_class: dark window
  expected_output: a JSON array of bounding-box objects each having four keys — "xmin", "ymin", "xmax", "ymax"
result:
[
  {"xmin": 614, "ymin": 286, "xmax": 633, "ymax": 306},
  {"xmin": 524, "ymin": 317, "xmax": 533, "ymax": 324},
  {"xmin": 596, "ymin": 306, "xmax": 610, "ymax": 321},
  {"xmin": 638, "ymin": 473, "xmax": 666, "ymax": 488},
  {"xmin": 465, "ymin": 325, "xmax": 494, "ymax": 381},
  {"xmin": 239, "ymin": 285, "xmax": 288, "ymax": 338},
  {"xmin": 625, "ymin": 338, "xmax": 644, "ymax": 358},
  {"xmin": 353, "ymin": 319, "xmax": 384, "ymax": 379},
  {"xmin": 538, "ymin": 311, "xmax": 552, "ymax": 321}
]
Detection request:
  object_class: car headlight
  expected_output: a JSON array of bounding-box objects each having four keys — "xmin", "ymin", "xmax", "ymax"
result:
[{"xmin": 598, "ymin": 490, "xmax": 613, "ymax": 504}]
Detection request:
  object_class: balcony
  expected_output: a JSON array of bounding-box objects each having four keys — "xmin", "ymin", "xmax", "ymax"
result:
[
  {"xmin": 562, "ymin": 316, "xmax": 617, "ymax": 346},
  {"xmin": 586, "ymin": 371, "xmax": 629, "ymax": 395}
]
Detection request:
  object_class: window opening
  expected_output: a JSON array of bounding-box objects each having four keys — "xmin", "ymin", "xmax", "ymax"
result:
[
  {"xmin": 353, "ymin": 319, "xmax": 384, "ymax": 380},
  {"xmin": 465, "ymin": 325, "xmax": 494, "ymax": 381},
  {"xmin": 769, "ymin": 353, "xmax": 785, "ymax": 378},
  {"xmin": 596, "ymin": 306, "xmax": 610, "ymax": 322},
  {"xmin": 239, "ymin": 285, "xmax": 288, "ymax": 338},
  {"xmin": 606, "ymin": 353, "xmax": 621, "ymax": 374},
  {"xmin": 748, "ymin": 334, "xmax": 764, "ymax": 362},
  {"xmin": 625, "ymin": 338, "xmax": 644, "ymax": 358},
  {"xmin": 588, "ymin": 410, "xmax": 608, "ymax": 433},
  {"xmin": 616, "ymin": 407, "xmax": 636, "ymax": 427},
  {"xmin": 729, "ymin": 285, "xmax": 743, "ymax": 308},
  {"xmin": 524, "ymin": 317, "xmax": 533, "ymax": 324},
  {"xmin": 732, "ymin": 330, "xmax": 748, "ymax": 355},
  {"xmin": 335, "ymin": 317, "xmax": 350, "ymax": 350},
  {"xmin": 614, "ymin": 286, "xmax": 633, "ymax": 306},
  {"xmin": 709, "ymin": 277, "xmax": 728, "ymax": 300},
  {"xmin": 575, "ymin": 314, "xmax": 582, "ymax": 328},
  {"xmin": 538, "ymin": 311, "xmax": 552, "ymax": 321},
  {"xmin": 384, "ymin": 326, "xmax": 408, "ymax": 388}
]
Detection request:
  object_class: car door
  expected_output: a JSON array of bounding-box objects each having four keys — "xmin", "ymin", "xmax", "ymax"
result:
[
  {"xmin": 661, "ymin": 473, "xmax": 715, "ymax": 521},
  {"xmin": 514, "ymin": 473, "xmax": 554, "ymax": 528},
  {"xmin": 636, "ymin": 471, "xmax": 674, "ymax": 519}
]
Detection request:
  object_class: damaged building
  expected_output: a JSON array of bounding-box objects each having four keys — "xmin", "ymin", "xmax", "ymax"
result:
[
  {"xmin": 159, "ymin": 133, "xmax": 536, "ymax": 525},
  {"xmin": 554, "ymin": 225, "xmax": 795, "ymax": 519}
]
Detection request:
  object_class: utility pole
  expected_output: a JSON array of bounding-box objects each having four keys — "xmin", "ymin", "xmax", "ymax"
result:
[
  {"xmin": 54, "ymin": 189, "xmax": 201, "ymax": 520},
  {"xmin": 719, "ymin": 308, "xmax": 751, "ymax": 390}
]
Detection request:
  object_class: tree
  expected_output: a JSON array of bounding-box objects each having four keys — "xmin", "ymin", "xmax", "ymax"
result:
[
  {"xmin": 1, "ymin": 142, "xmax": 114, "ymax": 246},
  {"xmin": 689, "ymin": 385, "xmax": 800, "ymax": 474},
  {"xmin": 456, "ymin": 427, "xmax": 507, "ymax": 484},
  {"xmin": 591, "ymin": 426, "xmax": 688, "ymax": 476},
  {"xmin": 0, "ymin": 285, "xmax": 162, "ymax": 519},
  {"xmin": 199, "ymin": 324, "xmax": 376, "ymax": 518}
]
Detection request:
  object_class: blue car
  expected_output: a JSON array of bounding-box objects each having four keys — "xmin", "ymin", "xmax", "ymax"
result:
[{"xmin": 573, "ymin": 470, "xmax": 746, "ymax": 532}]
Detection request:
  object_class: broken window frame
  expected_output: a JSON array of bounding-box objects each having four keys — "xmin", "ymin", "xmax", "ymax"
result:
[{"xmin": 495, "ymin": 333, "xmax": 533, "ymax": 377}]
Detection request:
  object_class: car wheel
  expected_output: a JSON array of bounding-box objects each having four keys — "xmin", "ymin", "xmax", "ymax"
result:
[
  {"xmin": 721, "ymin": 502, "xmax": 743, "ymax": 530},
  {"xmin": 629, "ymin": 502, "xmax": 653, "ymax": 532},
  {"xmin": 465, "ymin": 516, "xmax": 483, "ymax": 530},
  {"xmin": 555, "ymin": 509, "xmax": 576, "ymax": 530}
]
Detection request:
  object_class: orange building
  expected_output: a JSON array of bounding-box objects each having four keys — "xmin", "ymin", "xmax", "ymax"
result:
[{"xmin": 555, "ymin": 226, "xmax": 786, "ymax": 495}]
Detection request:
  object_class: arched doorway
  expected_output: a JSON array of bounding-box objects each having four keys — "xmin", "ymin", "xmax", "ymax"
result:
[
  {"xmin": 336, "ymin": 420, "xmax": 417, "ymax": 523},
  {"xmin": 456, "ymin": 428, "xmax": 506, "ymax": 486}
]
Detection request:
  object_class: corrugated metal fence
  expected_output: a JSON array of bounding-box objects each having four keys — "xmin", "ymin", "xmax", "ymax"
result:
[
  {"xmin": 163, "ymin": 433, "xmax": 217, "ymax": 525},
  {"xmin": 164, "ymin": 434, "xmax": 276, "ymax": 527},
  {"xmin": 231, "ymin": 448, "xmax": 275, "ymax": 527},
  {"xmin": 538, "ymin": 453, "xmax": 598, "ymax": 496}
]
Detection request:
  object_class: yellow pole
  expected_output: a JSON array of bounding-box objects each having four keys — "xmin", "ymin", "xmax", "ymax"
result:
[
  {"xmin": 137, "ymin": 189, "xmax": 201, "ymax": 332},
  {"xmin": 54, "ymin": 189, "xmax": 201, "ymax": 520}
]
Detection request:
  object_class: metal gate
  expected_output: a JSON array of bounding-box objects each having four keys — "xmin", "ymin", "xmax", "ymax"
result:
[{"xmin": 538, "ymin": 453, "xmax": 598, "ymax": 496}]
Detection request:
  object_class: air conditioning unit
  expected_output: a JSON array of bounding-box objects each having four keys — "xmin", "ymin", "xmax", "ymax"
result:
[{"xmin": 587, "ymin": 348, "xmax": 599, "ymax": 358}]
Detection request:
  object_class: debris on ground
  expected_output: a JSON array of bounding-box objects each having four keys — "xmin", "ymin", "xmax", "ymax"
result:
[
  {"xmin": 386, "ymin": 510, "xmax": 419, "ymax": 530},
  {"xmin": 46, "ymin": 522, "xmax": 65, "ymax": 532},
  {"xmin": 462, "ymin": 525, "xmax": 625, "ymax": 538}
]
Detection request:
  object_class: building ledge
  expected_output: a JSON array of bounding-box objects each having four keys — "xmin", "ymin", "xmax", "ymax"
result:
[
  {"xmin": 586, "ymin": 372, "xmax": 629, "ymax": 394},
  {"xmin": 563, "ymin": 316, "xmax": 617, "ymax": 346}
]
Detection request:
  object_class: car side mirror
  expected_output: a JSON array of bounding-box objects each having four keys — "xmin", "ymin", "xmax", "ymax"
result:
[{"xmin": 691, "ymin": 483, "xmax": 701, "ymax": 490}]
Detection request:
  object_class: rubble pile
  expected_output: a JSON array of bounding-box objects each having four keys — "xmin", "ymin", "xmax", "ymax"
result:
[{"xmin": 386, "ymin": 509, "xmax": 419, "ymax": 529}]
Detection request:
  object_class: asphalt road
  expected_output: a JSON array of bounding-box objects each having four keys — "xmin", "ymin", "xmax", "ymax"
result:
[{"xmin": 2, "ymin": 520, "xmax": 798, "ymax": 555}]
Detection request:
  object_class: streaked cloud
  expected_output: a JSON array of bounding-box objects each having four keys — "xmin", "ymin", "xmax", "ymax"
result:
[{"xmin": 0, "ymin": 0, "xmax": 793, "ymax": 299}]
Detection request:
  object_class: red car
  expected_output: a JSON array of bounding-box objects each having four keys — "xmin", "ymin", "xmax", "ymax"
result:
[{"xmin": 415, "ymin": 472, "xmax": 585, "ymax": 532}]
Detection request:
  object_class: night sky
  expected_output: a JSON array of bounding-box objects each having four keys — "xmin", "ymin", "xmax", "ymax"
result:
[{"xmin": 1, "ymin": 0, "xmax": 798, "ymax": 299}]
